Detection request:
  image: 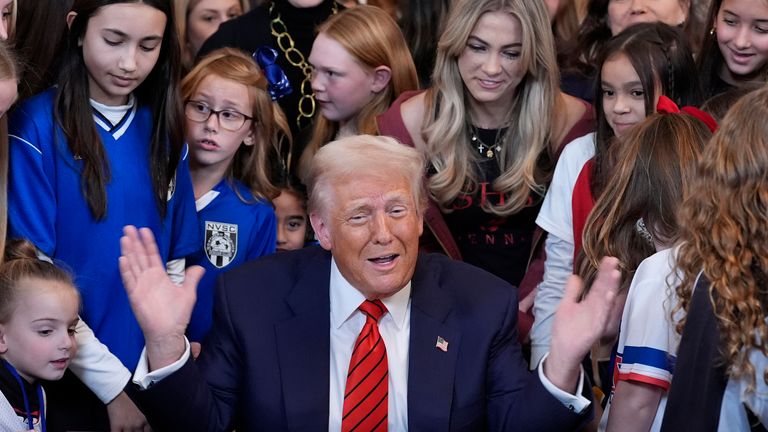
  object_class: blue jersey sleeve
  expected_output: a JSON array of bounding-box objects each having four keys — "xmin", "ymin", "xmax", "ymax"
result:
[
  {"xmin": 245, "ymin": 202, "xmax": 277, "ymax": 260},
  {"xmin": 7, "ymin": 94, "xmax": 59, "ymax": 256},
  {"xmin": 166, "ymin": 144, "xmax": 200, "ymax": 260}
]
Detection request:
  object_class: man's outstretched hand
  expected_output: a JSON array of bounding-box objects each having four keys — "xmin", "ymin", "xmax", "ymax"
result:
[
  {"xmin": 119, "ymin": 226, "xmax": 204, "ymax": 371},
  {"xmin": 545, "ymin": 257, "xmax": 621, "ymax": 393}
]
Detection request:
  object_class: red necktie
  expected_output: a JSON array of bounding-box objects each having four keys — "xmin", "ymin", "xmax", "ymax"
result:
[{"xmin": 342, "ymin": 299, "xmax": 388, "ymax": 432}]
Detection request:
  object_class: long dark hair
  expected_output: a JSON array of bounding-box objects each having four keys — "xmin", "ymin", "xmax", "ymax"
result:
[
  {"xmin": 14, "ymin": 0, "xmax": 74, "ymax": 100},
  {"xmin": 695, "ymin": 0, "xmax": 768, "ymax": 98},
  {"xmin": 398, "ymin": 0, "xmax": 450, "ymax": 87},
  {"xmin": 591, "ymin": 22, "xmax": 699, "ymax": 198},
  {"xmin": 571, "ymin": 0, "xmax": 701, "ymax": 76},
  {"xmin": 55, "ymin": 0, "xmax": 183, "ymax": 219}
]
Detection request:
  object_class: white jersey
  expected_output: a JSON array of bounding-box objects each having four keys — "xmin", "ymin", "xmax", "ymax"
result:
[
  {"xmin": 599, "ymin": 247, "xmax": 683, "ymax": 431},
  {"xmin": 530, "ymin": 133, "xmax": 596, "ymax": 366}
]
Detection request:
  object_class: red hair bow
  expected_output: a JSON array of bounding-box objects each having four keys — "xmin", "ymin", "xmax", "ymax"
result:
[{"xmin": 656, "ymin": 95, "xmax": 718, "ymax": 133}]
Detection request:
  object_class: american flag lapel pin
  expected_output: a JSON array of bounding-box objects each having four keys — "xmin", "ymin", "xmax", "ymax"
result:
[{"xmin": 435, "ymin": 336, "xmax": 448, "ymax": 352}]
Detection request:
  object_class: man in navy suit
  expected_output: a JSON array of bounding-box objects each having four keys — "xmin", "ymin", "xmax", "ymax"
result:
[{"xmin": 121, "ymin": 135, "xmax": 621, "ymax": 431}]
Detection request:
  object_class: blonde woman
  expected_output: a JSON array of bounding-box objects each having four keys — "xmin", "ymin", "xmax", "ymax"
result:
[{"xmin": 378, "ymin": 0, "xmax": 595, "ymax": 288}]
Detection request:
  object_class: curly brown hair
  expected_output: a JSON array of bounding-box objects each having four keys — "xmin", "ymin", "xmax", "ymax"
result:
[{"xmin": 674, "ymin": 86, "xmax": 768, "ymax": 392}]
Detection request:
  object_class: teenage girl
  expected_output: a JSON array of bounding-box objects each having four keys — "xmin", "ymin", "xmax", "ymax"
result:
[
  {"xmin": 182, "ymin": 47, "xmax": 286, "ymax": 344},
  {"xmin": 0, "ymin": 240, "xmax": 79, "ymax": 431},
  {"xmin": 298, "ymin": 4, "xmax": 418, "ymax": 178},
  {"xmin": 579, "ymin": 111, "xmax": 711, "ymax": 432},
  {"xmin": 529, "ymin": 22, "xmax": 701, "ymax": 368},
  {"xmin": 697, "ymin": 0, "xmax": 768, "ymax": 98},
  {"xmin": 7, "ymin": 0, "xmax": 199, "ymax": 371}
]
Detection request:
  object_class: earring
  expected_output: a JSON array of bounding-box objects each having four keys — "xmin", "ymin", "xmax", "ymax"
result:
[{"xmin": 710, "ymin": 26, "xmax": 716, "ymax": 36}]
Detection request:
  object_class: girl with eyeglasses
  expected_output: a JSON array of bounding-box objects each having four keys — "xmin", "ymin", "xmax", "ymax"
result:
[{"xmin": 182, "ymin": 47, "xmax": 291, "ymax": 352}]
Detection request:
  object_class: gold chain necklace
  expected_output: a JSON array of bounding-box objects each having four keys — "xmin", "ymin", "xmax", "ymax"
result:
[{"xmin": 269, "ymin": 1, "xmax": 338, "ymax": 130}]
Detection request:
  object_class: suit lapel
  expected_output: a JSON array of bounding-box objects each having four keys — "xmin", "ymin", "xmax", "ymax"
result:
[
  {"xmin": 275, "ymin": 249, "xmax": 332, "ymax": 431},
  {"xmin": 407, "ymin": 256, "xmax": 461, "ymax": 431}
]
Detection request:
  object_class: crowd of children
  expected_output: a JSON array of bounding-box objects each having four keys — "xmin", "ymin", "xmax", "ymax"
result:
[{"xmin": 0, "ymin": 0, "xmax": 764, "ymax": 430}]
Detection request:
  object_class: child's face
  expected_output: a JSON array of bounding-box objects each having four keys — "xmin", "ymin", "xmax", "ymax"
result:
[
  {"xmin": 185, "ymin": 74, "xmax": 254, "ymax": 176},
  {"xmin": 601, "ymin": 53, "xmax": 655, "ymax": 137},
  {"xmin": 80, "ymin": 3, "xmax": 167, "ymax": 105},
  {"xmin": 273, "ymin": 190, "xmax": 308, "ymax": 252},
  {"xmin": 309, "ymin": 32, "xmax": 386, "ymax": 131},
  {"xmin": 0, "ymin": 279, "xmax": 79, "ymax": 382},
  {"xmin": 715, "ymin": 0, "xmax": 768, "ymax": 79},
  {"xmin": 186, "ymin": 0, "xmax": 243, "ymax": 58}
]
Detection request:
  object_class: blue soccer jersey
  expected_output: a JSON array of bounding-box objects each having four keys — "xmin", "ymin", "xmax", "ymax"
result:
[
  {"xmin": 186, "ymin": 178, "xmax": 276, "ymax": 342},
  {"xmin": 8, "ymin": 89, "xmax": 200, "ymax": 370}
]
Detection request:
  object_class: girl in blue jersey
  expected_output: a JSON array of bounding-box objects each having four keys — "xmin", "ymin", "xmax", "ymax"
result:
[
  {"xmin": 181, "ymin": 48, "xmax": 288, "ymax": 350},
  {"xmin": 7, "ymin": 0, "xmax": 198, "ymax": 375}
]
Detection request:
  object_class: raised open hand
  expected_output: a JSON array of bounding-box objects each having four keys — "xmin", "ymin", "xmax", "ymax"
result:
[
  {"xmin": 119, "ymin": 225, "xmax": 204, "ymax": 370},
  {"xmin": 545, "ymin": 257, "xmax": 621, "ymax": 393}
]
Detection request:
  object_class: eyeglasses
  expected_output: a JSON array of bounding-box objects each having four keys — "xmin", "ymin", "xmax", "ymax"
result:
[{"xmin": 184, "ymin": 100, "xmax": 253, "ymax": 132}]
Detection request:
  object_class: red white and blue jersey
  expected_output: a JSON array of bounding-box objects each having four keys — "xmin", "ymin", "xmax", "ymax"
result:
[
  {"xmin": 186, "ymin": 178, "xmax": 276, "ymax": 342},
  {"xmin": 7, "ymin": 89, "xmax": 199, "ymax": 370},
  {"xmin": 600, "ymin": 247, "xmax": 683, "ymax": 431}
]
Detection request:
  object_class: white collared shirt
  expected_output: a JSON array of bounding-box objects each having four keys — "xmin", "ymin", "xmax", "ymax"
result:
[{"xmin": 328, "ymin": 258, "xmax": 411, "ymax": 431}]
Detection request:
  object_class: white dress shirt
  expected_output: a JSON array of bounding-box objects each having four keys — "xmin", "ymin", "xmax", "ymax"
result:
[{"xmin": 328, "ymin": 258, "xmax": 411, "ymax": 431}]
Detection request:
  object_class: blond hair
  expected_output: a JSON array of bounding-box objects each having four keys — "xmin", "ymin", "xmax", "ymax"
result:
[
  {"xmin": 424, "ymin": 0, "xmax": 559, "ymax": 216},
  {"xmin": 0, "ymin": 40, "xmax": 18, "ymax": 264}
]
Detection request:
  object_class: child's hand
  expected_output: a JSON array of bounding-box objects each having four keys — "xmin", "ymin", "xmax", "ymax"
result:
[
  {"xmin": 119, "ymin": 226, "xmax": 204, "ymax": 371},
  {"xmin": 107, "ymin": 391, "xmax": 151, "ymax": 432}
]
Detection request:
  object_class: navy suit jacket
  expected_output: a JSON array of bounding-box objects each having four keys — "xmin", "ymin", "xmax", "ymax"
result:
[{"xmin": 132, "ymin": 246, "xmax": 590, "ymax": 431}]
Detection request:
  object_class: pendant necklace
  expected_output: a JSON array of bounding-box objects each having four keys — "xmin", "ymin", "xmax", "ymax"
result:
[{"xmin": 469, "ymin": 125, "xmax": 504, "ymax": 159}]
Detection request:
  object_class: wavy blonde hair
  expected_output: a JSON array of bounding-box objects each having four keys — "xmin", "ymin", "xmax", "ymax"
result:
[
  {"xmin": 424, "ymin": 0, "xmax": 559, "ymax": 216},
  {"xmin": 578, "ymin": 112, "xmax": 710, "ymax": 293},
  {"xmin": 181, "ymin": 47, "xmax": 291, "ymax": 200},
  {"xmin": 0, "ymin": 41, "xmax": 18, "ymax": 265},
  {"xmin": 674, "ymin": 86, "xmax": 768, "ymax": 392},
  {"xmin": 300, "ymin": 5, "xmax": 418, "ymax": 177}
]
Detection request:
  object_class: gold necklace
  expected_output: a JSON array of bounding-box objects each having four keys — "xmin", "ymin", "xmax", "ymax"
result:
[
  {"xmin": 269, "ymin": 1, "xmax": 338, "ymax": 130},
  {"xmin": 469, "ymin": 125, "xmax": 503, "ymax": 159}
]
